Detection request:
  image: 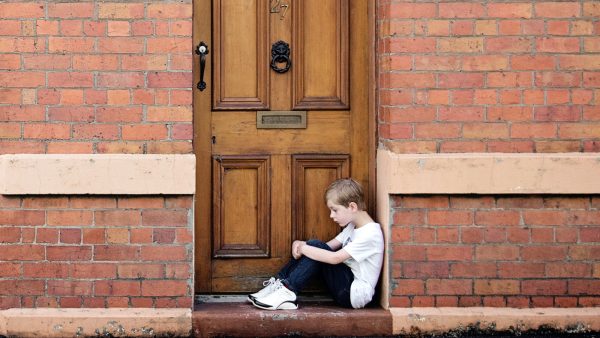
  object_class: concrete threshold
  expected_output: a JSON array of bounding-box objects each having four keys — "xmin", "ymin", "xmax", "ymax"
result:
[
  {"xmin": 0, "ymin": 308, "xmax": 191, "ymax": 338},
  {"xmin": 2, "ymin": 306, "xmax": 599, "ymax": 337},
  {"xmin": 193, "ymin": 301, "xmax": 392, "ymax": 337}
]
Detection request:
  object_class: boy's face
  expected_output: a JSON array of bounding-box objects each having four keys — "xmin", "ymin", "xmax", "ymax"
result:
[{"xmin": 326, "ymin": 199, "xmax": 356, "ymax": 227}]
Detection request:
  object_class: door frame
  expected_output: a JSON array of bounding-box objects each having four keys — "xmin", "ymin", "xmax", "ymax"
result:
[{"xmin": 192, "ymin": 0, "xmax": 377, "ymax": 293}]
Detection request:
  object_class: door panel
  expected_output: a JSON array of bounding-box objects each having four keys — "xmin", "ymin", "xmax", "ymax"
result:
[
  {"xmin": 292, "ymin": 155, "xmax": 350, "ymax": 242},
  {"xmin": 194, "ymin": 0, "xmax": 374, "ymax": 293},
  {"xmin": 293, "ymin": 0, "xmax": 349, "ymax": 109},
  {"xmin": 213, "ymin": 0, "xmax": 269, "ymax": 109},
  {"xmin": 212, "ymin": 155, "xmax": 270, "ymax": 258}
]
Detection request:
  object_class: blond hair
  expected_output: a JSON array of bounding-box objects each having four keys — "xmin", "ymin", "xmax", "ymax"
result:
[{"xmin": 324, "ymin": 178, "xmax": 366, "ymax": 210}]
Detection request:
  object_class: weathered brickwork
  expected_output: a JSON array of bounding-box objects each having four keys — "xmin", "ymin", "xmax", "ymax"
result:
[
  {"xmin": 378, "ymin": 1, "xmax": 600, "ymax": 153},
  {"xmin": 0, "ymin": 195, "xmax": 193, "ymax": 309},
  {"xmin": 0, "ymin": 1, "xmax": 193, "ymax": 154},
  {"xmin": 390, "ymin": 195, "xmax": 600, "ymax": 307}
]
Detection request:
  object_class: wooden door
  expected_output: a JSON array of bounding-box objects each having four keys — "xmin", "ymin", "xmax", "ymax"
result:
[{"xmin": 193, "ymin": 0, "xmax": 375, "ymax": 293}]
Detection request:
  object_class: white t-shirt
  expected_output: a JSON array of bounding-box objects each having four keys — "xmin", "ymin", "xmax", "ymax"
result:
[{"xmin": 335, "ymin": 222, "xmax": 384, "ymax": 308}]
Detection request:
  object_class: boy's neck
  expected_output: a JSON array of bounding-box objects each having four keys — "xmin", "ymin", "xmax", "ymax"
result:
[{"xmin": 352, "ymin": 210, "xmax": 374, "ymax": 228}]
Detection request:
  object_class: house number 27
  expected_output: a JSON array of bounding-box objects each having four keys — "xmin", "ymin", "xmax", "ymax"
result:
[{"xmin": 270, "ymin": 0, "xmax": 289, "ymax": 20}]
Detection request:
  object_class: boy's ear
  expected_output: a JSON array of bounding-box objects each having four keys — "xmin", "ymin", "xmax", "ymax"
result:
[{"xmin": 348, "ymin": 201, "xmax": 359, "ymax": 211}]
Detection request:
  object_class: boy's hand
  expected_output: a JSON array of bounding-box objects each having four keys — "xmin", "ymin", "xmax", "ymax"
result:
[{"xmin": 292, "ymin": 240, "xmax": 305, "ymax": 259}]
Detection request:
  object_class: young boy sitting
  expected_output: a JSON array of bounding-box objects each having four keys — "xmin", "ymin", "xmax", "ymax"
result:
[{"xmin": 248, "ymin": 178, "xmax": 384, "ymax": 310}]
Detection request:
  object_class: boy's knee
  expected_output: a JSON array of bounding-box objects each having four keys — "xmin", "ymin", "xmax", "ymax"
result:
[{"xmin": 306, "ymin": 239, "xmax": 325, "ymax": 247}]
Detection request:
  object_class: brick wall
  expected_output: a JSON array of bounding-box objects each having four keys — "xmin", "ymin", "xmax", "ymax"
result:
[
  {"xmin": 0, "ymin": 195, "xmax": 193, "ymax": 309},
  {"xmin": 378, "ymin": 1, "xmax": 600, "ymax": 153},
  {"xmin": 0, "ymin": 1, "xmax": 193, "ymax": 154},
  {"xmin": 0, "ymin": 1, "xmax": 193, "ymax": 309},
  {"xmin": 390, "ymin": 195, "xmax": 600, "ymax": 307}
]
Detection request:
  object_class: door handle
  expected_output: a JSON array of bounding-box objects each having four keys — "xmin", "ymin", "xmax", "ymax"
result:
[{"xmin": 196, "ymin": 41, "xmax": 209, "ymax": 91}]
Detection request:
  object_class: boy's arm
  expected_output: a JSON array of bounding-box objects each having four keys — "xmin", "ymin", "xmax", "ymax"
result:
[
  {"xmin": 327, "ymin": 238, "xmax": 342, "ymax": 251},
  {"xmin": 299, "ymin": 242, "xmax": 350, "ymax": 265}
]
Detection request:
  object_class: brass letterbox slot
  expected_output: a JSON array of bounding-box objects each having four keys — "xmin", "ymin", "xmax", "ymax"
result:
[{"xmin": 257, "ymin": 111, "xmax": 307, "ymax": 129}]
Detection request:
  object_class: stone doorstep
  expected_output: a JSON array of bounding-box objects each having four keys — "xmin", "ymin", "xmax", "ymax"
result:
[
  {"xmin": 193, "ymin": 301, "xmax": 393, "ymax": 337},
  {"xmin": 0, "ymin": 308, "xmax": 192, "ymax": 338},
  {"xmin": 2, "ymin": 306, "xmax": 600, "ymax": 337}
]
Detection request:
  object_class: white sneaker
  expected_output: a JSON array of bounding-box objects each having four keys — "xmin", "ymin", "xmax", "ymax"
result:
[
  {"xmin": 247, "ymin": 277, "xmax": 278, "ymax": 303},
  {"xmin": 252, "ymin": 280, "xmax": 298, "ymax": 310}
]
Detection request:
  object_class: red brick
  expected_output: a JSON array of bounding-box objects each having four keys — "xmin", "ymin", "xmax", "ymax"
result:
[
  {"xmin": 427, "ymin": 246, "xmax": 472, "ymax": 261},
  {"xmin": 439, "ymin": 107, "xmax": 484, "ymax": 122},
  {"xmin": 72, "ymin": 124, "xmax": 119, "ymax": 140},
  {"xmin": 392, "ymin": 245, "xmax": 426, "ymax": 261},
  {"xmin": 23, "ymin": 123, "xmax": 70, "ymax": 140},
  {"xmin": 141, "ymin": 210, "xmax": 189, "ymax": 227},
  {"xmin": 522, "ymin": 246, "xmax": 568, "ymax": 261},
  {"xmin": 0, "ymin": 71, "xmax": 45, "ymax": 88},
  {"xmin": 0, "ymin": 280, "xmax": 45, "ymax": 296},
  {"xmin": 48, "ymin": 3, "xmax": 93, "ymax": 18},
  {"xmin": 97, "ymin": 38, "xmax": 144, "ymax": 54},
  {"xmin": 0, "ymin": 210, "xmax": 45, "ymax": 226},
  {"xmin": 486, "ymin": 37, "xmax": 531, "ymax": 53},
  {"xmin": 130, "ymin": 297, "xmax": 154, "ymax": 308},
  {"xmin": 555, "ymin": 227, "xmax": 579, "ymax": 243},
  {"xmin": 47, "ymin": 246, "xmax": 92, "ymax": 261},
  {"xmin": 450, "ymin": 262, "xmax": 496, "ymax": 278},
  {"xmin": 95, "ymin": 280, "xmax": 141, "ymax": 296},
  {"xmin": 547, "ymin": 263, "xmax": 591, "ymax": 278},
  {"xmin": 499, "ymin": 262, "xmax": 545, "ymax": 278},
  {"xmin": 535, "ymin": 2, "xmax": 580, "ymax": 18},
  {"xmin": 23, "ymin": 263, "xmax": 68, "ymax": 278},
  {"xmin": 511, "ymin": 123, "xmax": 557, "ymax": 138},
  {"xmin": 0, "ymin": 3, "xmax": 45, "ymax": 18},
  {"xmin": 94, "ymin": 245, "xmax": 139, "ymax": 261},
  {"xmin": 152, "ymin": 228, "xmax": 176, "ymax": 244},
  {"xmin": 414, "ymin": 227, "xmax": 435, "ymax": 243},
  {"xmin": 580, "ymin": 228, "xmax": 600, "ymax": 242},
  {"xmin": 140, "ymin": 246, "xmax": 187, "ymax": 261},
  {"xmin": 483, "ymin": 227, "xmax": 507, "ymax": 243},
  {"xmin": 537, "ymin": 37, "xmax": 580, "ymax": 53},
  {"xmin": 147, "ymin": 72, "xmax": 193, "ymax": 88},
  {"xmin": 474, "ymin": 280, "xmax": 520, "ymax": 295},
  {"xmin": 523, "ymin": 210, "xmax": 568, "ymax": 226},
  {"xmin": 141, "ymin": 280, "xmax": 189, "ymax": 297},
  {"xmin": 560, "ymin": 55, "xmax": 600, "ymax": 70},
  {"xmin": 70, "ymin": 197, "xmax": 116, "ymax": 209},
  {"xmin": 104, "ymin": 228, "xmax": 128, "ymax": 244},
  {"xmin": 94, "ymin": 210, "xmax": 141, "ymax": 226},
  {"xmin": 555, "ymin": 297, "xmax": 578, "ymax": 307},
  {"xmin": 568, "ymin": 211, "xmax": 600, "ymax": 226},
  {"xmin": 531, "ymin": 227, "xmax": 554, "ymax": 243},
  {"xmin": 96, "ymin": 72, "xmax": 145, "ymax": 88},
  {"xmin": 117, "ymin": 264, "xmax": 164, "ymax": 279},
  {"xmin": 0, "ymin": 263, "xmax": 21, "ymax": 278},
  {"xmin": 511, "ymin": 55, "xmax": 556, "ymax": 70},
  {"xmin": 98, "ymin": 3, "xmax": 145, "ymax": 19},
  {"xmin": 82, "ymin": 228, "xmax": 106, "ymax": 244},
  {"xmin": 0, "ymin": 245, "xmax": 44, "ymax": 261},
  {"xmin": 72, "ymin": 55, "xmax": 119, "ymax": 71},
  {"xmin": 70, "ymin": 263, "xmax": 117, "ymax": 279},
  {"xmin": 476, "ymin": 245, "xmax": 520, "ymax": 261},
  {"xmin": 522, "ymin": 280, "xmax": 567, "ymax": 295},
  {"xmin": 165, "ymin": 264, "xmax": 191, "ymax": 279},
  {"xmin": 428, "ymin": 210, "xmax": 473, "ymax": 226},
  {"xmin": 426, "ymin": 279, "xmax": 472, "ymax": 295},
  {"xmin": 60, "ymin": 228, "xmax": 81, "ymax": 244},
  {"xmin": 147, "ymin": 3, "xmax": 191, "ymax": 19},
  {"xmin": 488, "ymin": 3, "xmax": 532, "ymax": 18},
  {"xmin": 461, "ymin": 227, "xmax": 484, "ymax": 244},
  {"xmin": 47, "ymin": 210, "xmax": 93, "ymax": 226},
  {"xmin": 412, "ymin": 296, "xmax": 435, "ymax": 307},
  {"xmin": 130, "ymin": 228, "xmax": 153, "ymax": 244},
  {"xmin": 122, "ymin": 124, "xmax": 168, "ymax": 141}
]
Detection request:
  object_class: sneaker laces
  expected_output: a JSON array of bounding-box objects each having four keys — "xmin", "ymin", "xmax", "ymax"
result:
[{"xmin": 263, "ymin": 277, "xmax": 277, "ymax": 287}]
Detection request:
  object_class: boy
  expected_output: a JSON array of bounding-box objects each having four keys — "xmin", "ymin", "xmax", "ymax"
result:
[{"xmin": 248, "ymin": 178, "xmax": 384, "ymax": 310}]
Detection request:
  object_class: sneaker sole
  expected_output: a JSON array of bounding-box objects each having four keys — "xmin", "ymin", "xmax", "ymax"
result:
[{"xmin": 251, "ymin": 299, "xmax": 298, "ymax": 310}]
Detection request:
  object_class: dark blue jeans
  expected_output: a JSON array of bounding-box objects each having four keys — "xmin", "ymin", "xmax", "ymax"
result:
[{"xmin": 276, "ymin": 239, "xmax": 354, "ymax": 308}]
